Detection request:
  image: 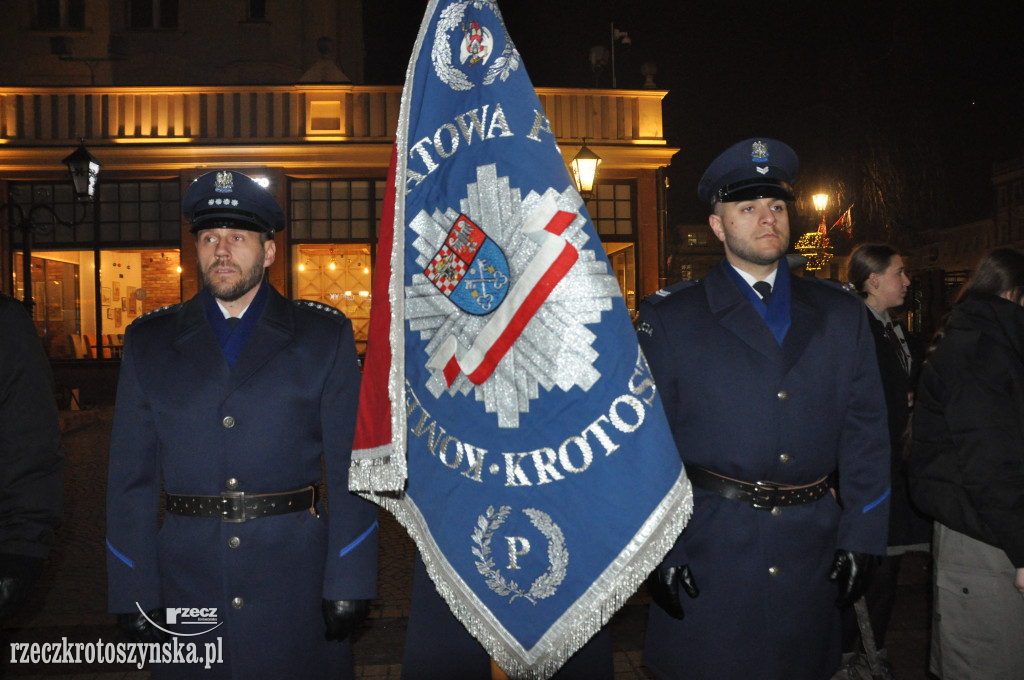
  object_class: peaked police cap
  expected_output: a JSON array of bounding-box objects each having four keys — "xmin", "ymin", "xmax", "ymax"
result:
[
  {"xmin": 698, "ymin": 138, "xmax": 798, "ymax": 205},
  {"xmin": 183, "ymin": 170, "xmax": 285, "ymax": 235}
]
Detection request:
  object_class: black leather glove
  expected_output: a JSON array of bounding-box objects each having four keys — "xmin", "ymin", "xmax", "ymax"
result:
[
  {"xmin": 828, "ymin": 549, "xmax": 878, "ymax": 609},
  {"xmin": 0, "ymin": 575, "xmax": 37, "ymax": 622},
  {"xmin": 322, "ymin": 599, "xmax": 370, "ymax": 642},
  {"xmin": 645, "ymin": 564, "xmax": 699, "ymax": 620},
  {"xmin": 117, "ymin": 609, "xmax": 170, "ymax": 643}
]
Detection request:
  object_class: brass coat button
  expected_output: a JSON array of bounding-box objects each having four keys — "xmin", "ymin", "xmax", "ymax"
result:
[
  {"xmin": 232, "ymin": 597, "xmax": 244, "ymax": 609},
  {"xmin": 226, "ymin": 478, "xmax": 239, "ymax": 490},
  {"xmin": 222, "ymin": 416, "xmax": 236, "ymax": 428},
  {"xmin": 779, "ymin": 453, "xmax": 791, "ymax": 464},
  {"xmin": 228, "ymin": 536, "xmax": 241, "ymax": 549}
]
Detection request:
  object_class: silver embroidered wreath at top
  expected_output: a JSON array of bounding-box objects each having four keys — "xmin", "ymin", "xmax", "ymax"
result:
[
  {"xmin": 105, "ymin": 169, "xmax": 379, "ymax": 680},
  {"xmin": 403, "ymin": 344, "xmax": 657, "ymax": 487}
]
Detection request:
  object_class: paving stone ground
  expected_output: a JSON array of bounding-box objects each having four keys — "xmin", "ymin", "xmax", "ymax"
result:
[{"xmin": 1, "ymin": 408, "xmax": 935, "ymax": 679}]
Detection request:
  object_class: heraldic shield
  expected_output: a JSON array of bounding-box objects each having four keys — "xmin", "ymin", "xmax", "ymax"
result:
[
  {"xmin": 349, "ymin": 1, "xmax": 693, "ymax": 678},
  {"xmin": 425, "ymin": 214, "xmax": 510, "ymax": 315}
]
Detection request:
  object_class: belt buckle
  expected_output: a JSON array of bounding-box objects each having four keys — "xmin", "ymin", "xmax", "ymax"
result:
[
  {"xmin": 751, "ymin": 480, "xmax": 778, "ymax": 511},
  {"xmin": 220, "ymin": 491, "xmax": 246, "ymax": 523}
]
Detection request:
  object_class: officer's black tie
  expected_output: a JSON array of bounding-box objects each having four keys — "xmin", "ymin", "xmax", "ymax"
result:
[
  {"xmin": 752, "ymin": 281, "xmax": 772, "ymax": 305},
  {"xmin": 227, "ymin": 317, "xmax": 241, "ymax": 329}
]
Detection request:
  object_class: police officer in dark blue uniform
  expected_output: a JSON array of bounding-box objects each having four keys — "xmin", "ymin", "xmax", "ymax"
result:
[
  {"xmin": 637, "ymin": 139, "xmax": 890, "ymax": 680},
  {"xmin": 106, "ymin": 170, "xmax": 378, "ymax": 679}
]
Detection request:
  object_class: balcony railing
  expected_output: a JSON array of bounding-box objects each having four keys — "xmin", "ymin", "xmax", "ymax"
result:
[{"xmin": 0, "ymin": 85, "xmax": 668, "ymax": 146}]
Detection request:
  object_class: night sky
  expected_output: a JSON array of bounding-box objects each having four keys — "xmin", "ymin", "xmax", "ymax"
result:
[{"xmin": 363, "ymin": 0, "xmax": 1024, "ymax": 238}]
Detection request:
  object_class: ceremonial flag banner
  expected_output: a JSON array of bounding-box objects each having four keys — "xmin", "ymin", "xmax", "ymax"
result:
[{"xmin": 350, "ymin": 1, "xmax": 692, "ymax": 677}]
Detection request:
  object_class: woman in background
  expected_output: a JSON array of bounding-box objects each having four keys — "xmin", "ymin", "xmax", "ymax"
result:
[
  {"xmin": 908, "ymin": 248, "xmax": 1024, "ymax": 679},
  {"xmin": 841, "ymin": 244, "xmax": 931, "ymax": 674}
]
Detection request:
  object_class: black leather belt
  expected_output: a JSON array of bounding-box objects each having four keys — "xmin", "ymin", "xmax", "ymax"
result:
[
  {"xmin": 165, "ymin": 486, "xmax": 317, "ymax": 523},
  {"xmin": 685, "ymin": 464, "xmax": 829, "ymax": 511}
]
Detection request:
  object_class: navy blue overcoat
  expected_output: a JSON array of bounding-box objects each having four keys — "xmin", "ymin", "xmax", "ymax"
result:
[
  {"xmin": 106, "ymin": 284, "xmax": 378, "ymax": 679},
  {"xmin": 637, "ymin": 260, "xmax": 890, "ymax": 680}
]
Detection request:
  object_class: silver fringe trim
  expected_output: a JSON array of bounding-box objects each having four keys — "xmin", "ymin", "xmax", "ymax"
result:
[
  {"xmin": 363, "ymin": 467, "xmax": 693, "ymax": 680},
  {"xmin": 349, "ymin": 444, "xmax": 407, "ymax": 493}
]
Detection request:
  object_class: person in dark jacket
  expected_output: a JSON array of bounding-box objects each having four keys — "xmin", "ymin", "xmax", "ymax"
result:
[
  {"xmin": 638, "ymin": 138, "xmax": 890, "ymax": 680},
  {"xmin": 106, "ymin": 170, "xmax": 378, "ymax": 680},
  {"xmin": 839, "ymin": 244, "xmax": 931, "ymax": 673},
  {"xmin": 0, "ymin": 294, "xmax": 63, "ymax": 622},
  {"xmin": 907, "ymin": 247, "xmax": 1024, "ymax": 679}
]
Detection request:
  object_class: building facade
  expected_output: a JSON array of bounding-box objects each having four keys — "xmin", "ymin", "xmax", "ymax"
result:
[
  {"xmin": 1, "ymin": 4, "xmax": 677, "ymax": 403},
  {"xmin": 900, "ymin": 156, "xmax": 1024, "ymax": 338}
]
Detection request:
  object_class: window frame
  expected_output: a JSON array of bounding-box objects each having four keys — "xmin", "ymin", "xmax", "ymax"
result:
[
  {"xmin": 127, "ymin": 0, "xmax": 180, "ymax": 30},
  {"xmin": 8, "ymin": 179, "xmax": 183, "ymax": 361},
  {"xmin": 584, "ymin": 180, "xmax": 637, "ymax": 238},
  {"xmin": 33, "ymin": 0, "xmax": 86, "ymax": 30},
  {"xmin": 287, "ymin": 178, "xmax": 385, "ymax": 243}
]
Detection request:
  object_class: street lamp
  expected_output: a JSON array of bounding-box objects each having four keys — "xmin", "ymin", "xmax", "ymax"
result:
[
  {"xmin": 63, "ymin": 144, "xmax": 102, "ymax": 200},
  {"xmin": 570, "ymin": 141, "xmax": 602, "ymax": 199},
  {"xmin": 4, "ymin": 143, "xmax": 101, "ymax": 311},
  {"xmin": 812, "ymin": 193, "xmax": 829, "ymax": 229}
]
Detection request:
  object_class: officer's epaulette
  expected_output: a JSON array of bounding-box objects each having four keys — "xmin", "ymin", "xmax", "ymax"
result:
[
  {"xmin": 643, "ymin": 278, "xmax": 701, "ymax": 306},
  {"xmin": 130, "ymin": 303, "xmax": 180, "ymax": 327},
  {"xmin": 292, "ymin": 299, "xmax": 348, "ymax": 322}
]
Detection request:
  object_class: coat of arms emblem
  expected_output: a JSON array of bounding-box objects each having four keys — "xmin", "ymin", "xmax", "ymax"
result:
[
  {"xmin": 461, "ymin": 21, "xmax": 492, "ymax": 66},
  {"xmin": 424, "ymin": 215, "xmax": 509, "ymax": 315}
]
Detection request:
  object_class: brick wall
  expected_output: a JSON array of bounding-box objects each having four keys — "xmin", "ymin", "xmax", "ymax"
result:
[{"xmin": 139, "ymin": 251, "xmax": 182, "ymax": 313}]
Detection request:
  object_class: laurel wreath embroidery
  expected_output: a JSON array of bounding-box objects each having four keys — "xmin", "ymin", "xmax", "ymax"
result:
[
  {"xmin": 472, "ymin": 505, "xmax": 568, "ymax": 604},
  {"xmin": 432, "ymin": 1, "xmax": 520, "ymax": 92}
]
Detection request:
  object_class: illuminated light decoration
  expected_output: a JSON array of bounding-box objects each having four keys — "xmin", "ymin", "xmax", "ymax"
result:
[
  {"xmin": 794, "ymin": 231, "xmax": 833, "ymax": 271},
  {"xmin": 794, "ymin": 192, "xmax": 837, "ymax": 272}
]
